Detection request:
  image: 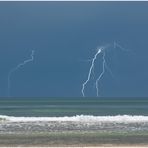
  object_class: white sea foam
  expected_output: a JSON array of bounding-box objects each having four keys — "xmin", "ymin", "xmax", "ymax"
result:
[{"xmin": 1, "ymin": 115, "xmax": 148, "ymax": 123}]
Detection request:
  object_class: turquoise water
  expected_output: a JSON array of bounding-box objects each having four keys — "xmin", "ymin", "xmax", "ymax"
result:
[{"xmin": 0, "ymin": 98, "xmax": 148, "ymax": 117}]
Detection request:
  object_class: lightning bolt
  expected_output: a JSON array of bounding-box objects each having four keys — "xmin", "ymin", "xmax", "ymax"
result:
[
  {"xmin": 82, "ymin": 47, "xmax": 104, "ymax": 97},
  {"xmin": 95, "ymin": 51, "xmax": 106, "ymax": 97},
  {"xmin": 8, "ymin": 50, "xmax": 35, "ymax": 97},
  {"xmin": 82, "ymin": 42, "xmax": 129, "ymax": 97}
]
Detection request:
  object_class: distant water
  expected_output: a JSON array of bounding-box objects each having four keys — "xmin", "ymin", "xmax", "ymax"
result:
[{"xmin": 0, "ymin": 98, "xmax": 148, "ymax": 117}]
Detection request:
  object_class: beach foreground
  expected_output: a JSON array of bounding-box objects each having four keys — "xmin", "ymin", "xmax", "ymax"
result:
[
  {"xmin": 1, "ymin": 116, "xmax": 148, "ymax": 147},
  {"xmin": 0, "ymin": 131, "xmax": 148, "ymax": 147}
]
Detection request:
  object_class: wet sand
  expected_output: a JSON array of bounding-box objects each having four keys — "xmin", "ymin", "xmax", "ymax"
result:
[
  {"xmin": 0, "ymin": 147, "xmax": 148, "ymax": 148},
  {"xmin": 0, "ymin": 131, "xmax": 148, "ymax": 147}
]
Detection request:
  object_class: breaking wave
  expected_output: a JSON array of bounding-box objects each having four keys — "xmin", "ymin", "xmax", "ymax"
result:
[{"xmin": 1, "ymin": 115, "xmax": 148, "ymax": 123}]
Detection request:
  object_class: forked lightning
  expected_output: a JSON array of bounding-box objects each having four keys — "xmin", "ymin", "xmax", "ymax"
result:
[
  {"xmin": 8, "ymin": 50, "xmax": 35, "ymax": 97},
  {"xmin": 82, "ymin": 42, "xmax": 127, "ymax": 97}
]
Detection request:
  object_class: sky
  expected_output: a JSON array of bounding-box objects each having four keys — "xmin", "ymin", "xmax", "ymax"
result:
[{"xmin": 0, "ymin": 1, "xmax": 148, "ymax": 97}]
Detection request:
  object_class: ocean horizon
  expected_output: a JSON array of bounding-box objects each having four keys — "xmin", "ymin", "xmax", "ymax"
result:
[{"xmin": 0, "ymin": 97, "xmax": 148, "ymax": 117}]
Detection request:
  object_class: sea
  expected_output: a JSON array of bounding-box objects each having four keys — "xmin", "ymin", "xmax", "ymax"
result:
[
  {"xmin": 1, "ymin": 97, "xmax": 148, "ymax": 134},
  {"xmin": 0, "ymin": 97, "xmax": 148, "ymax": 117}
]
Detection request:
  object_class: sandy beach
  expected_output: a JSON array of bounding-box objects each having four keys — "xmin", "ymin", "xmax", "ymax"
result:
[
  {"xmin": 1, "ymin": 145, "xmax": 148, "ymax": 148},
  {"xmin": 0, "ymin": 131, "xmax": 148, "ymax": 147},
  {"xmin": 1, "ymin": 119, "xmax": 148, "ymax": 147}
]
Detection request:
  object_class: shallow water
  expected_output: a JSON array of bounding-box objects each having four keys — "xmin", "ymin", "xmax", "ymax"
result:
[{"xmin": 0, "ymin": 98, "xmax": 148, "ymax": 116}]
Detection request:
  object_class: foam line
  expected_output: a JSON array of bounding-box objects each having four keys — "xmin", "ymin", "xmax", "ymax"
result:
[{"xmin": 1, "ymin": 115, "xmax": 148, "ymax": 123}]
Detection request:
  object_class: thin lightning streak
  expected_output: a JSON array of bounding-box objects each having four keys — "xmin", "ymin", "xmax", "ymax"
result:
[
  {"xmin": 104, "ymin": 60, "xmax": 114, "ymax": 79},
  {"xmin": 8, "ymin": 50, "xmax": 35, "ymax": 97},
  {"xmin": 114, "ymin": 42, "xmax": 124, "ymax": 50},
  {"xmin": 114, "ymin": 41, "xmax": 129, "ymax": 52},
  {"xmin": 81, "ymin": 47, "xmax": 103, "ymax": 97},
  {"xmin": 95, "ymin": 52, "xmax": 106, "ymax": 97}
]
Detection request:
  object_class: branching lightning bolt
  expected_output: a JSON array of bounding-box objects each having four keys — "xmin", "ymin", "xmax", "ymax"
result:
[
  {"xmin": 82, "ymin": 42, "xmax": 129, "ymax": 97},
  {"xmin": 82, "ymin": 47, "xmax": 103, "ymax": 97},
  {"xmin": 8, "ymin": 50, "xmax": 35, "ymax": 97}
]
